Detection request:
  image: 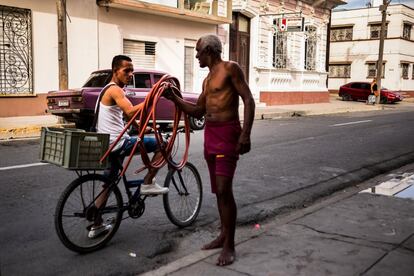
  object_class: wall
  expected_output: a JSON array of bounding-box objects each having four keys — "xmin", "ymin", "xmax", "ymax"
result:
[
  {"xmin": 0, "ymin": 0, "xmax": 221, "ymax": 116},
  {"xmin": 97, "ymin": 7, "xmax": 216, "ymax": 93}
]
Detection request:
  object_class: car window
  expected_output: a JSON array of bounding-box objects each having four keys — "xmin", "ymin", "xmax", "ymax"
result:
[
  {"xmin": 153, "ymin": 74, "xmax": 164, "ymax": 86},
  {"xmin": 83, "ymin": 72, "xmax": 112, "ymax": 87},
  {"xmin": 125, "ymin": 77, "xmax": 134, "ymax": 88},
  {"xmin": 361, "ymin": 83, "xmax": 370, "ymax": 90},
  {"xmin": 350, "ymin": 83, "xmax": 361, "ymax": 89},
  {"xmin": 134, "ymin": 74, "xmax": 151, "ymax": 88}
]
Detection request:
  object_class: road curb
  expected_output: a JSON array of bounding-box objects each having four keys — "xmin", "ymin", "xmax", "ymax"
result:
[
  {"xmin": 0, "ymin": 124, "xmax": 74, "ymax": 141},
  {"xmin": 257, "ymin": 106, "xmax": 385, "ymax": 120}
]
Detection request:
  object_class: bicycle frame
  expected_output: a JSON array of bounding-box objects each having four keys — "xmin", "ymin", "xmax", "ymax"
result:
[
  {"xmin": 74, "ymin": 160, "xmax": 149, "ymax": 219},
  {"xmin": 74, "ymin": 127, "xmax": 189, "ymax": 220}
]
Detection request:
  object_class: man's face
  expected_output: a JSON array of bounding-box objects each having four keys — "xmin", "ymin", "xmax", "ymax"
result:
[
  {"xmin": 114, "ymin": 60, "xmax": 134, "ymax": 86},
  {"xmin": 195, "ymin": 40, "xmax": 208, "ymax": 68}
]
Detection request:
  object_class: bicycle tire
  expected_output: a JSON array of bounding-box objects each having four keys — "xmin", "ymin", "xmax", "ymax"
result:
[
  {"xmin": 54, "ymin": 174, "xmax": 123, "ymax": 253},
  {"xmin": 163, "ymin": 162, "xmax": 203, "ymax": 227}
]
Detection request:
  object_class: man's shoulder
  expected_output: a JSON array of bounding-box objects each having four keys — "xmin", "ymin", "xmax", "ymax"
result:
[
  {"xmin": 105, "ymin": 84, "xmax": 124, "ymax": 97},
  {"xmin": 223, "ymin": 60, "xmax": 239, "ymax": 68},
  {"xmin": 222, "ymin": 61, "xmax": 242, "ymax": 75}
]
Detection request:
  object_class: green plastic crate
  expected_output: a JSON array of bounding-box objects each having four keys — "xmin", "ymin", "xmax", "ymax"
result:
[{"xmin": 40, "ymin": 127, "xmax": 110, "ymax": 170}]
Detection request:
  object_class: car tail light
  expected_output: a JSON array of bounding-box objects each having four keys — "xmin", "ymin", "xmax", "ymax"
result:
[{"xmin": 72, "ymin": 96, "xmax": 83, "ymax": 102}]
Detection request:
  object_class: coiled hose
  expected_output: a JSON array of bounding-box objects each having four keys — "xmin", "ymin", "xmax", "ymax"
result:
[{"xmin": 100, "ymin": 75, "xmax": 190, "ymax": 177}]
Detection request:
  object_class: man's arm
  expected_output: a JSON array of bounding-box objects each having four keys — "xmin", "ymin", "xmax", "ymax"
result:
[
  {"xmin": 229, "ymin": 62, "xmax": 255, "ymax": 154},
  {"xmin": 108, "ymin": 86, "xmax": 143, "ymax": 119},
  {"xmin": 165, "ymin": 82, "xmax": 206, "ymax": 119}
]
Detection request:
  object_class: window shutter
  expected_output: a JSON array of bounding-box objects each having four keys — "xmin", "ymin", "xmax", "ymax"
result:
[
  {"xmin": 184, "ymin": 46, "xmax": 194, "ymax": 92},
  {"xmin": 123, "ymin": 39, "xmax": 156, "ymax": 69}
]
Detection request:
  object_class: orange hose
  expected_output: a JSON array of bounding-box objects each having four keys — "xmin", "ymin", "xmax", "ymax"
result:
[{"xmin": 100, "ymin": 75, "xmax": 191, "ymax": 177}]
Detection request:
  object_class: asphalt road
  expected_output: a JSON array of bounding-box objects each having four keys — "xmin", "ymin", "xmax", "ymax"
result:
[{"xmin": 1, "ymin": 107, "xmax": 414, "ymax": 275}]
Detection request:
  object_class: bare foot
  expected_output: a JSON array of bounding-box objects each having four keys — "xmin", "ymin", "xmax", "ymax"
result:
[
  {"xmin": 216, "ymin": 247, "xmax": 235, "ymax": 266},
  {"xmin": 201, "ymin": 235, "xmax": 225, "ymax": 250}
]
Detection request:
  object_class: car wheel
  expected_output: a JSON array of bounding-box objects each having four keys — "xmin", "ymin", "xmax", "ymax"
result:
[
  {"xmin": 342, "ymin": 93, "xmax": 351, "ymax": 101},
  {"xmin": 380, "ymin": 97, "xmax": 388, "ymax": 104},
  {"xmin": 189, "ymin": 116, "xmax": 205, "ymax": 130}
]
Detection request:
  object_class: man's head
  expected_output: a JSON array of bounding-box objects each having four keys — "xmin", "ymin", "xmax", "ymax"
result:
[
  {"xmin": 196, "ymin": 35, "xmax": 222, "ymax": 68},
  {"xmin": 111, "ymin": 55, "xmax": 133, "ymax": 87}
]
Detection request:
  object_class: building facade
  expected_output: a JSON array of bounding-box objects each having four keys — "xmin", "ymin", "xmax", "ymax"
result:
[
  {"xmin": 328, "ymin": 2, "xmax": 414, "ymax": 97},
  {"xmin": 0, "ymin": 0, "xmax": 231, "ymax": 117},
  {"xmin": 229, "ymin": 0, "xmax": 345, "ymax": 105}
]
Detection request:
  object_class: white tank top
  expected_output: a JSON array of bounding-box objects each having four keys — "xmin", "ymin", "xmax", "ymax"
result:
[{"xmin": 96, "ymin": 82, "xmax": 129, "ymax": 151}]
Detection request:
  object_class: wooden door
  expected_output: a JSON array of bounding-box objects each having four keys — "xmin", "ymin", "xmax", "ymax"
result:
[{"xmin": 230, "ymin": 12, "xmax": 250, "ymax": 82}]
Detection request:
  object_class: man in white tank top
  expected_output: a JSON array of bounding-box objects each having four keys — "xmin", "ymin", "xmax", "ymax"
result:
[{"xmin": 89, "ymin": 55, "xmax": 168, "ymax": 238}]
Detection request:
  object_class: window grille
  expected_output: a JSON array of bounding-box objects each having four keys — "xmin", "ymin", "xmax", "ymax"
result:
[
  {"xmin": 0, "ymin": 5, "xmax": 33, "ymax": 95},
  {"xmin": 412, "ymin": 64, "xmax": 414, "ymax": 79},
  {"xmin": 401, "ymin": 63, "xmax": 409, "ymax": 79},
  {"xmin": 367, "ymin": 62, "xmax": 385, "ymax": 78},
  {"xmin": 370, "ymin": 23, "xmax": 387, "ymax": 39},
  {"xmin": 304, "ymin": 26, "xmax": 317, "ymax": 71},
  {"xmin": 329, "ymin": 64, "xmax": 351, "ymax": 78},
  {"xmin": 330, "ymin": 27, "xmax": 353, "ymax": 41},
  {"xmin": 403, "ymin": 23, "xmax": 412, "ymax": 40},
  {"xmin": 272, "ymin": 29, "xmax": 287, "ymax": 69}
]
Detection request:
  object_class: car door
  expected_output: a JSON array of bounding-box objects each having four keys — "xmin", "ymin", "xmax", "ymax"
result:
[
  {"xmin": 127, "ymin": 73, "xmax": 151, "ymax": 105},
  {"xmin": 349, "ymin": 83, "xmax": 362, "ymax": 100},
  {"xmin": 360, "ymin": 83, "xmax": 371, "ymax": 100},
  {"xmin": 151, "ymin": 73, "xmax": 176, "ymax": 121}
]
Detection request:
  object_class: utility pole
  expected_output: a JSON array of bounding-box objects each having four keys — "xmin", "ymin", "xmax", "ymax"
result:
[
  {"xmin": 57, "ymin": 0, "xmax": 68, "ymax": 90},
  {"xmin": 375, "ymin": 0, "xmax": 391, "ymax": 104}
]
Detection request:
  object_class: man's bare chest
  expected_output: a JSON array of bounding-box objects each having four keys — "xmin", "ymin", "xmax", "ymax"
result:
[{"xmin": 205, "ymin": 74, "xmax": 229, "ymax": 94}]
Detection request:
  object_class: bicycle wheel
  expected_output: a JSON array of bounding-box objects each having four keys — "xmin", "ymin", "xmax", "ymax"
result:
[
  {"xmin": 163, "ymin": 162, "xmax": 203, "ymax": 227},
  {"xmin": 54, "ymin": 174, "xmax": 123, "ymax": 253}
]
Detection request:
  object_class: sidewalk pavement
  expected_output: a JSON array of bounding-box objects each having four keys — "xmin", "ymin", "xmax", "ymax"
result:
[
  {"xmin": 141, "ymin": 176, "xmax": 414, "ymax": 276},
  {"xmin": 1, "ymin": 95, "xmax": 413, "ymax": 140}
]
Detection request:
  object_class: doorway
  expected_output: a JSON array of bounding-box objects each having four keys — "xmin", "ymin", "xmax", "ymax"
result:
[{"xmin": 230, "ymin": 12, "xmax": 250, "ymax": 82}]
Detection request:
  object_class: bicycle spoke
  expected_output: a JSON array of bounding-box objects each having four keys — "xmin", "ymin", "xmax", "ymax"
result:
[
  {"xmin": 56, "ymin": 175, "xmax": 123, "ymax": 252},
  {"xmin": 163, "ymin": 163, "xmax": 202, "ymax": 227}
]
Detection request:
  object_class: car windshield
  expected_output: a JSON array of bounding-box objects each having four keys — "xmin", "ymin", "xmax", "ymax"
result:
[{"xmin": 83, "ymin": 72, "xmax": 112, "ymax": 87}]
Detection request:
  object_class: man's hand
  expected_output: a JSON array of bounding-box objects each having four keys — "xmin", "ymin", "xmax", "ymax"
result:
[
  {"xmin": 236, "ymin": 134, "xmax": 251, "ymax": 155},
  {"xmin": 163, "ymin": 86, "xmax": 176, "ymax": 101}
]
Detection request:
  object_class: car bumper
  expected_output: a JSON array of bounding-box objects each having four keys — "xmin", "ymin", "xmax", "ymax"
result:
[{"xmin": 49, "ymin": 109, "xmax": 81, "ymax": 114}]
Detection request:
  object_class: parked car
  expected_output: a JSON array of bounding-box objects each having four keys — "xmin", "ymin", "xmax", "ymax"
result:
[
  {"xmin": 338, "ymin": 82, "xmax": 403, "ymax": 104},
  {"xmin": 47, "ymin": 69, "xmax": 205, "ymax": 130}
]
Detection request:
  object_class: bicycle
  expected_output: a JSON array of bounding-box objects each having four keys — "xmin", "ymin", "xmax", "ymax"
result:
[{"xmin": 53, "ymin": 130, "xmax": 203, "ymax": 253}]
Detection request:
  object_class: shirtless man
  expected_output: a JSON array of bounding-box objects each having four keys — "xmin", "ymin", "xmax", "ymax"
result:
[{"xmin": 165, "ymin": 35, "xmax": 255, "ymax": 265}]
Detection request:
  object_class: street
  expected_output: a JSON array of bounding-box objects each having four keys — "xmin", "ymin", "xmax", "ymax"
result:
[{"xmin": 1, "ymin": 107, "xmax": 414, "ymax": 275}]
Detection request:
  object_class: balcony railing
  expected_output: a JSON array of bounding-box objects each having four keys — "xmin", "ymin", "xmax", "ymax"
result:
[{"xmin": 97, "ymin": 0, "xmax": 232, "ymax": 24}]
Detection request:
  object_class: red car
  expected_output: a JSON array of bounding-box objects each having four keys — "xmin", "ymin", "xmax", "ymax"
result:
[
  {"xmin": 47, "ymin": 69, "xmax": 205, "ymax": 130},
  {"xmin": 338, "ymin": 82, "xmax": 403, "ymax": 104}
]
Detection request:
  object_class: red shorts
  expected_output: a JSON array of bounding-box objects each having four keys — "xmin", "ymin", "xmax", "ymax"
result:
[{"xmin": 204, "ymin": 120, "xmax": 242, "ymax": 193}]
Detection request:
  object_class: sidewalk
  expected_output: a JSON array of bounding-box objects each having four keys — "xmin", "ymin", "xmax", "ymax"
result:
[
  {"xmin": 0, "ymin": 115, "xmax": 63, "ymax": 140},
  {"xmin": 141, "ymin": 175, "xmax": 414, "ymax": 276},
  {"xmin": 1, "ymin": 95, "xmax": 413, "ymax": 140}
]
